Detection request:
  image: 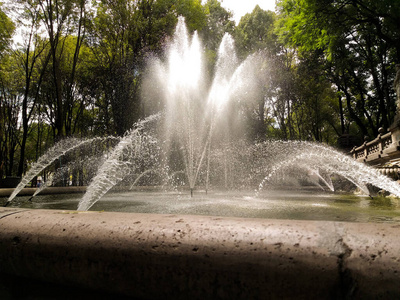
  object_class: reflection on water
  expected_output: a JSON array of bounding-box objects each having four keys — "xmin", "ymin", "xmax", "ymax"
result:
[{"xmin": 1, "ymin": 189, "xmax": 400, "ymax": 224}]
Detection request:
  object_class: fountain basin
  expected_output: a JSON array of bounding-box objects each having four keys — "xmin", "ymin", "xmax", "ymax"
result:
[
  {"xmin": 5, "ymin": 189, "xmax": 400, "ymax": 223},
  {"xmin": 0, "ymin": 186, "xmax": 86, "ymax": 197},
  {"xmin": 0, "ymin": 207, "xmax": 399, "ymax": 299}
]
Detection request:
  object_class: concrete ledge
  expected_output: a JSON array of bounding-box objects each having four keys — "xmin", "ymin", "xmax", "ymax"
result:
[
  {"xmin": 0, "ymin": 208, "xmax": 399, "ymax": 299},
  {"xmin": 0, "ymin": 186, "xmax": 87, "ymax": 197}
]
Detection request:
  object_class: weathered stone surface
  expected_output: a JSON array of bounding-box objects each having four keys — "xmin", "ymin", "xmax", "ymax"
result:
[{"xmin": 0, "ymin": 208, "xmax": 398, "ymax": 299}]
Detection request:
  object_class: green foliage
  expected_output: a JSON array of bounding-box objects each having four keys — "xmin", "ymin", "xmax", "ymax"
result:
[
  {"xmin": 277, "ymin": 0, "xmax": 400, "ymax": 61},
  {"xmin": 0, "ymin": 2, "xmax": 15, "ymax": 55},
  {"xmin": 201, "ymin": 0, "xmax": 234, "ymax": 51},
  {"xmin": 276, "ymin": 0, "xmax": 334, "ymax": 56},
  {"xmin": 292, "ymin": 51, "xmax": 339, "ymax": 142},
  {"xmin": 175, "ymin": 0, "xmax": 206, "ymax": 32},
  {"xmin": 276, "ymin": 0, "xmax": 400, "ymax": 142},
  {"xmin": 235, "ymin": 5, "xmax": 276, "ymax": 58},
  {"xmin": 199, "ymin": 0, "xmax": 235, "ymax": 80},
  {"xmin": 0, "ymin": 51, "xmax": 23, "ymax": 177}
]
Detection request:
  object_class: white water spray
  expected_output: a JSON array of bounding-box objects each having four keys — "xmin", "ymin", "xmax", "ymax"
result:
[
  {"xmin": 77, "ymin": 114, "xmax": 160, "ymax": 211},
  {"xmin": 5, "ymin": 137, "xmax": 114, "ymax": 206}
]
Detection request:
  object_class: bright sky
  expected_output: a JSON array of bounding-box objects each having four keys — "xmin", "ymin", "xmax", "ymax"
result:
[{"xmin": 218, "ymin": 0, "xmax": 277, "ymax": 24}]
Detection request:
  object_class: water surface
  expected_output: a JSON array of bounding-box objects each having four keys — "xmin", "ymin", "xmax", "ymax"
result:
[{"xmin": 3, "ymin": 188, "xmax": 400, "ymax": 224}]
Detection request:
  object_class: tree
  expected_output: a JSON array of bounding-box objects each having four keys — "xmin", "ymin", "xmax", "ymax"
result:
[
  {"xmin": 0, "ymin": 3, "xmax": 15, "ymax": 178},
  {"xmin": 201, "ymin": 0, "xmax": 234, "ymax": 52},
  {"xmin": 5, "ymin": 0, "xmax": 91, "ymax": 175},
  {"xmin": 88, "ymin": 0, "xmax": 144, "ymax": 136},
  {"xmin": 37, "ymin": 0, "xmax": 90, "ymax": 139},
  {"xmin": 292, "ymin": 51, "xmax": 339, "ymax": 143},
  {"xmin": 277, "ymin": 0, "xmax": 400, "ymax": 61},
  {"xmin": 199, "ymin": 0, "xmax": 235, "ymax": 81},
  {"xmin": 326, "ymin": 26, "xmax": 397, "ymax": 137},
  {"xmin": 234, "ymin": 6, "xmax": 280, "ymax": 140},
  {"xmin": 277, "ymin": 0, "xmax": 400, "ymax": 140},
  {"xmin": 0, "ymin": 54, "xmax": 21, "ymax": 178},
  {"xmin": 10, "ymin": 0, "xmax": 52, "ymax": 176},
  {"xmin": 88, "ymin": 0, "xmax": 208, "ymax": 136},
  {"xmin": 0, "ymin": 2, "xmax": 14, "ymax": 55},
  {"xmin": 269, "ymin": 47, "xmax": 297, "ymax": 140},
  {"xmin": 235, "ymin": 5, "xmax": 277, "ymax": 59}
]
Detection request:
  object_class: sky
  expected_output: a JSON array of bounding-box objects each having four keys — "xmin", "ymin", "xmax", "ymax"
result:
[{"xmin": 217, "ymin": 0, "xmax": 277, "ymax": 24}]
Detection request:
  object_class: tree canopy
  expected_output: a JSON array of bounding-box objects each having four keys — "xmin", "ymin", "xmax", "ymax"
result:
[{"xmin": 0, "ymin": 2, "xmax": 14, "ymax": 55}]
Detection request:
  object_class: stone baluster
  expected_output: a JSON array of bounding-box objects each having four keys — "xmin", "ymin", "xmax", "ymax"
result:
[
  {"xmin": 378, "ymin": 127, "xmax": 385, "ymax": 153},
  {"xmin": 363, "ymin": 136, "xmax": 369, "ymax": 157},
  {"xmin": 396, "ymin": 64, "xmax": 400, "ymax": 114}
]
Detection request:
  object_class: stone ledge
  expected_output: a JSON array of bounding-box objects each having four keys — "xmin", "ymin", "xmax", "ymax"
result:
[
  {"xmin": 0, "ymin": 208, "xmax": 399, "ymax": 299},
  {"xmin": 0, "ymin": 186, "xmax": 87, "ymax": 197}
]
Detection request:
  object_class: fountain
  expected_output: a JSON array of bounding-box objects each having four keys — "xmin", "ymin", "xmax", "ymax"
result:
[
  {"xmin": 77, "ymin": 18, "xmax": 400, "ymax": 210},
  {"xmin": 6, "ymin": 17, "xmax": 400, "ymax": 209},
  {"xmin": 1, "ymin": 17, "xmax": 400, "ymax": 299}
]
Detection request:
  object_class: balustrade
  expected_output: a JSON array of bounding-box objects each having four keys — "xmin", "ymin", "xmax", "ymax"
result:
[{"xmin": 351, "ymin": 131, "xmax": 393, "ymax": 163}]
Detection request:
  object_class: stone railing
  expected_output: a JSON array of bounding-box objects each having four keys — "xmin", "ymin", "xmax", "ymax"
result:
[
  {"xmin": 351, "ymin": 65, "xmax": 400, "ymax": 170},
  {"xmin": 350, "ymin": 129, "xmax": 400, "ymax": 165}
]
